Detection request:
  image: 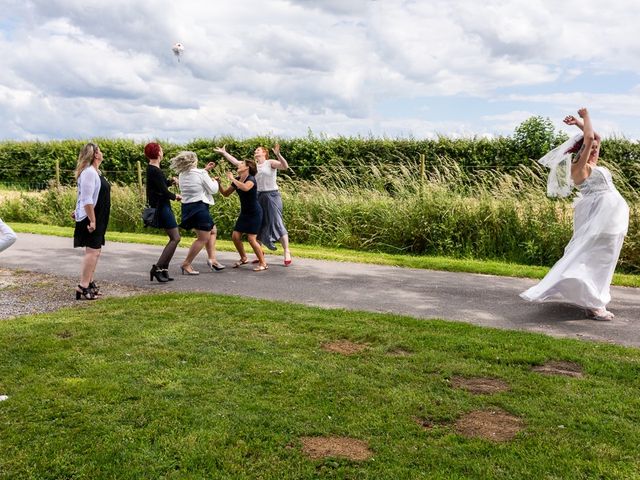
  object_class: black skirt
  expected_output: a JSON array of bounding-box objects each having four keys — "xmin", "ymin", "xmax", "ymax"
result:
[
  {"xmin": 180, "ymin": 201, "xmax": 214, "ymax": 231},
  {"xmin": 156, "ymin": 202, "xmax": 178, "ymax": 229},
  {"xmin": 234, "ymin": 206, "xmax": 263, "ymax": 234}
]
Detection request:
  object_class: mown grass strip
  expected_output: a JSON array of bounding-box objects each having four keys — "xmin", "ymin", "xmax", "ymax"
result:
[
  {"xmin": 11, "ymin": 222, "xmax": 640, "ymax": 287},
  {"xmin": 1, "ymin": 293, "xmax": 639, "ymax": 478}
]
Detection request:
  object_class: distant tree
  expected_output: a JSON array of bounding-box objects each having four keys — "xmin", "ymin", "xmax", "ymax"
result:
[{"xmin": 514, "ymin": 116, "xmax": 569, "ymax": 160}]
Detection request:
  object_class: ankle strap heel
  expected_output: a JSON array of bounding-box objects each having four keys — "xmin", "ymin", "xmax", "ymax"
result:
[{"xmin": 75, "ymin": 285, "xmax": 96, "ymax": 300}]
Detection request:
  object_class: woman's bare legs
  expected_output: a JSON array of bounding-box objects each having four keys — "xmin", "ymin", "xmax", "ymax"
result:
[
  {"xmin": 279, "ymin": 234, "xmax": 291, "ymax": 264},
  {"xmin": 205, "ymin": 225, "xmax": 224, "ymax": 267},
  {"xmin": 247, "ymin": 234, "xmax": 267, "ymax": 270},
  {"xmin": 182, "ymin": 230, "xmax": 210, "ymax": 273},
  {"xmin": 231, "ymin": 231, "xmax": 247, "ymax": 264},
  {"xmin": 80, "ymin": 247, "xmax": 101, "ymax": 287}
]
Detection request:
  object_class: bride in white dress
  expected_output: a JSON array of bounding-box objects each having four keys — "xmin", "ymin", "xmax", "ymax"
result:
[{"xmin": 520, "ymin": 108, "xmax": 629, "ymax": 321}]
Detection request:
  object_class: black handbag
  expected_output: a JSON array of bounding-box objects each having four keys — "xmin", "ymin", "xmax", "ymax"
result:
[{"xmin": 141, "ymin": 206, "xmax": 158, "ymax": 228}]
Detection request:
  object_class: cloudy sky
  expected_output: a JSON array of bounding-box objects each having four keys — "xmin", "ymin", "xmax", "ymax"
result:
[{"xmin": 1, "ymin": 0, "xmax": 639, "ymax": 142}]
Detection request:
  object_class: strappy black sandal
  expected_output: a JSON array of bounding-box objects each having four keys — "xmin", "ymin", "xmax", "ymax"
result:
[
  {"xmin": 88, "ymin": 281, "xmax": 103, "ymax": 296},
  {"xmin": 75, "ymin": 285, "xmax": 96, "ymax": 300}
]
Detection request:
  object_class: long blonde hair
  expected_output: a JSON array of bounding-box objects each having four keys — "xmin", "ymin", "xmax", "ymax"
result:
[
  {"xmin": 170, "ymin": 151, "xmax": 198, "ymax": 174},
  {"xmin": 74, "ymin": 143, "xmax": 100, "ymax": 180}
]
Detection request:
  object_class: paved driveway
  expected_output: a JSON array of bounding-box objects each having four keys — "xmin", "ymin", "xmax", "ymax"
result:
[{"xmin": 2, "ymin": 233, "xmax": 639, "ymax": 347}]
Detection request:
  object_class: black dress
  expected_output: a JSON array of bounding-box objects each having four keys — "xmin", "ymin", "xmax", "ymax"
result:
[
  {"xmin": 146, "ymin": 164, "xmax": 178, "ymax": 229},
  {"xmin": 74, "ymin": 175, "xmax": 111, "ymax": 249},
  {"xmin": 233, "ymin": 175, "xmax": 263, "ymax": 234}
]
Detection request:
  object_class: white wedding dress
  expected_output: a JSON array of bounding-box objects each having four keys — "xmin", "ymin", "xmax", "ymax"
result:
[{"xmin": 520, "ymin": 166, "xmax": 629, "ymax": 309}]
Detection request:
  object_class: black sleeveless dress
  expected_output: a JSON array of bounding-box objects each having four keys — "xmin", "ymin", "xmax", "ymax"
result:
[
  {"xmin": 73, "ymin": 175, "xmax": 111, "ymax": 249},
  {"xmin": 233, "ymin": 175, "xmax": 263, "ymax": 234}
]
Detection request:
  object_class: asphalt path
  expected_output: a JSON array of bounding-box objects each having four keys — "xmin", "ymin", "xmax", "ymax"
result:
[{"xmin": 2, "ymin": 233, "xmax": 639, "ymax": 347}]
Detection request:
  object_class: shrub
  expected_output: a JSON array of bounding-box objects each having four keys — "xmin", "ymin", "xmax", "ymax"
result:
[{"xmin": 1, "ymin": 125, "xmax": 638, "ymax": 189}]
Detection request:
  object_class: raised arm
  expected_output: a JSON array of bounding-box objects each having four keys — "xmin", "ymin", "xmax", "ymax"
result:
[
  {"xmin": 564, "ymin": 114, "xmax": 601, "ymax": 141},
  {"xmin": 213, "ymin": 145, "xmax": 242, "ymax": 167},
  {"xmin": 269, "ymin": 143, "xmax": 289, "ymax": 170},
  {"xmin": 563, "ymin": 115, "xmax": 584, "ymax": 131},
  {"xmin": 226, "ymin": 170, "xmax": 255, "ymax": 192},
  {"xmin": 573, "ymin": 108, "xmax": 595, "ymax": 171}
]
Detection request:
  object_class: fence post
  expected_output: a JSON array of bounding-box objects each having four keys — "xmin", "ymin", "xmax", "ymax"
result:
[
  {"xmin": 54, "ymin": 159, "xmax": 61, "ymax": 187},
  {"xmin": 136, "ymin": 161, "xmax": 143, "ymax": 199}
]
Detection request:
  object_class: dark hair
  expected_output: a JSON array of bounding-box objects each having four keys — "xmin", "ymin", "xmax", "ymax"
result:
[
  {"xmin": 144, "ymin": 142, "xmax": 161, "ymax": 160},
  {"xmin": 565, "ymin": 136, "xmax": 584, "ymax": 154},
  {"xmin": 245, "ymin": 159, "xmax": 257, "ymax": 176}
]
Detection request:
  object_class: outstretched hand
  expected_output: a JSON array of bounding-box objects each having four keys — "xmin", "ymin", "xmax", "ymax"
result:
[
  {"xmin": 213, "ymin": 145, "xmax": 227, "ymax": 155},
  {"xmin": 563, "ymin": 115, "xmax": 579, "ymax": 126},
  {"xmin": 204, "ymin": 162, "xmax": 216, "ymax": 171},
  {"xmin": 272, "ymin": 143, "xmax": 280, "ymax": 156},
  {"xmin": 226, "ymin": 171, "xmax": 234, "ymax": 181}
]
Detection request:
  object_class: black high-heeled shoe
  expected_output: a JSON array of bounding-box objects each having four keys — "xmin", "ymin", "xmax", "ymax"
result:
[
  {"xmin": 88, "ymin": 281, "xmax": 102, "ymax": 296},
  {"xmin": 150, "ymin": 264, "xmax": 169, "ymax": 282},
  {"xmin": 160, "ymin": 268, "xmax": 174, "ymax": 281},
  {"xmin": 75, "ymin": 285, "xmax": 96, "ymax": 300}
]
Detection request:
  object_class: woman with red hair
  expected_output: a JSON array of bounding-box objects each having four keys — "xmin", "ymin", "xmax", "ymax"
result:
[
  {"xmin": 145, "ymin": 142, "xmax": 182, "ymax": 282},
  {"xmin": 520, "ymin": 108, "xmax": 629, "ymax": 321}
]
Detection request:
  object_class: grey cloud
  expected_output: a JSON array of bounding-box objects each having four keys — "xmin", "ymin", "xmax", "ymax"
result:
[
  {"xmin": 11, "ymin": 0, "xmax": 177, "ymax": 64},
  {"xmin": 285, "ymin": 0, "xmax": 372, "ymax": 16}
]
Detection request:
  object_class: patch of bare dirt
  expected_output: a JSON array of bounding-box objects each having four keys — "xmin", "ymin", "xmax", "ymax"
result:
[
  {"xmin": 455, "ymin": 409, "xmax": 524, "ymax": 442},
  {"xmin": 387, "ymin": 347, "xmax": 412, "ymax": 357},
  {"xmin": 0, "ymin": 268, "xmax": 145, "ymax": 320},
  {"xmin": 413, "ymin": 416, "xmax": 450, "ymax": 430},
  {"xmin": 300, "ymin": 436, "xmax": 373, "ymax": 461},
  {"xmin": 531, "ymin": 361, "xmax": 584, "ymax": 378},
  {"xmin": 321, "ymin": 340, "xmax": 367, "ymax": 356},
  {"xmin": 450, "ymin": 376, "xmax": 510, "ymax": 394}
]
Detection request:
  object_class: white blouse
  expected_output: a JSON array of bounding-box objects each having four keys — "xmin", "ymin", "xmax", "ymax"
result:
[
  {"xmin": 75, "ymin": 166, "xmax": 101, "ymax": 221},
  {"xmin": 179, "ymin": 168, "xmax": 219, "ymax": 205},
  {"xmin": 256, "ymin": 160, "xmax": 278, "ymax": 192}
]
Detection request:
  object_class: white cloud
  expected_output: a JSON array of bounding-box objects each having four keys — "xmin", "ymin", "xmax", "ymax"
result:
[{"xmin": 0, "ymin": 0, "xmax": 639, "ymax": 141}]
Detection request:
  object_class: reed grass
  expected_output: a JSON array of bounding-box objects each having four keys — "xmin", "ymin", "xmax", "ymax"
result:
[{"xmin": 1, "ymin": 157, "xmax": 638, "ymax": 273}]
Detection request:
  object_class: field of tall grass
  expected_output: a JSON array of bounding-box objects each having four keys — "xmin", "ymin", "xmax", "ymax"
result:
[{"xmin": 1, "ymin": 155, "xmax": 638, "ymax": 273}]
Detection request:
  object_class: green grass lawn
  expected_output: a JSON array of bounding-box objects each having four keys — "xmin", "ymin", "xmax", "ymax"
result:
[
  {"xmin": 10, "ymin": 222, "xmax": 640, "ymax": 288},
  {"xmin": 1, "ymin": 293, "xmax": 640, "ymax": 479}
]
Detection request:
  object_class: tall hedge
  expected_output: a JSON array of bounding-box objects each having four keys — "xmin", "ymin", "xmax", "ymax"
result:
[{"xmin": 0, "ymin": 135, "xmax": 638, "ymax": 188}]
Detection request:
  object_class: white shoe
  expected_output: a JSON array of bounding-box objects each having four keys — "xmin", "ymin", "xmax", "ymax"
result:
[{"xmin": 588, "ymin": 308, "xmax": 614, "ymax": 321}]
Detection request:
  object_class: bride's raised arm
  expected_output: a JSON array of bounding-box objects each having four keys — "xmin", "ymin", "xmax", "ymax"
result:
[{"xmin": 573, "ymin": 108, "xmax": 595, "ymax": 170}]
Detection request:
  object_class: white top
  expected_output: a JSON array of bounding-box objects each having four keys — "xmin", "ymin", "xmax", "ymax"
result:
[
  {"xmin": 179, "ymin": 168, "xmax": 219, "ymax": 205},
  {"xmin": 256, "ymin": 160, "xmax": 278, "ymax": 192},
  {"xmin": 0, "ymin": 218, "xmax": 17, "ymax": 253},
  {"xmin": 75, "ymin": 166, "xmax": 101, "ymax": 221}
]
